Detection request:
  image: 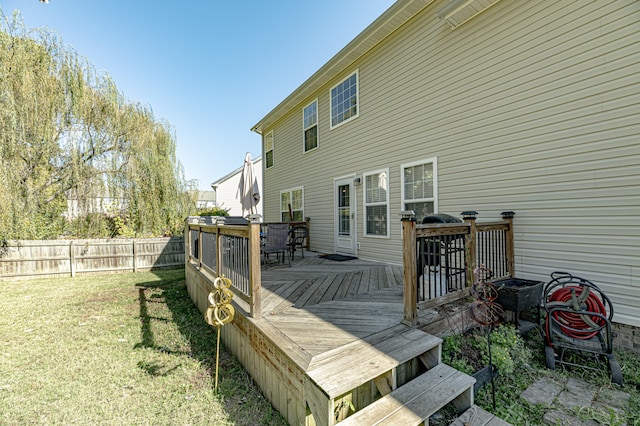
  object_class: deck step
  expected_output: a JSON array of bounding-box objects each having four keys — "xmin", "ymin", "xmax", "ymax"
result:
[
  {"xmin": 449, "ymin": 404, "xmax": 512, "ymax": 426},
  {"xmin": 306, "ymin": 328, "xmax": 442, "ymax": 399},
  {"xmin": 337, "ymin": 363, "xmax": 475, "ymax": 425}
]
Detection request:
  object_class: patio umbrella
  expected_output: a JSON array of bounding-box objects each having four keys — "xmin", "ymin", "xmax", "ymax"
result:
[{"xmin": 236, "ymin": 152, "xmax": 260, "ymax": 217}]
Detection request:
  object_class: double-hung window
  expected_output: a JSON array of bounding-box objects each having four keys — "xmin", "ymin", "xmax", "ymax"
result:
[
  {"xmin": 401, "ymin": 158, "xmax": 437, "ymax": 220},
  {"xmin": 330, "ymin": 71, "xmax": 359, "ymax": 129},
  {"xmin": 264, "ymin": 131, "xmax": 274, "ymax": 169},
  {"xmin": 364, "ymin": 169, "xmax": 389, "ymax": 237},
  {"xmin": 281, "ymin": 187, "xmax": 304, "ymax": 222},
  {"xmin": 303, "ymin": 100, "xmax": 318, "ymax": 152}
]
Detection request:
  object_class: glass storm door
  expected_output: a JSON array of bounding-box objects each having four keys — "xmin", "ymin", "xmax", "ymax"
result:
[{"xmin": 335, "ymin": 177, "xmax": 356, "ymax": 255}]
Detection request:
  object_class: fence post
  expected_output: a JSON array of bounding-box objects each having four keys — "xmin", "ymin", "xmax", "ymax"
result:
[
  {"xmin": 249, "ymin": 221, "xmax": 262, "ymax": 318},
  {"xmin": 69, "ymin": 241, "xmax": 75, "ymax": 278},
  {"xmin": 401, "ymin": 211, "xmax": 417, "ymax": 326},
  {"xmin": 501, "ymin": 211, "xmax": 515, "ymax": 278},
  {"xmin": 132, "ymin": 239, "xmax": 137, "ymax": 273},
  {"xmin": 462, "ymin": 211, "xmax": 478, "ymax": 287}
]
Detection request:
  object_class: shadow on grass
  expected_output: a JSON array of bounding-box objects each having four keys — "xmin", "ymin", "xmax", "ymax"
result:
[{"xmin": 135, "ymin": 269, "xmax": 286, "ymax": 426}]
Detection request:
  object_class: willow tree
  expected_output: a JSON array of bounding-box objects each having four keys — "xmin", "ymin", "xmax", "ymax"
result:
[{"xmin": 0, "ymin": 11, "xmax": 196, "ymax": 240}]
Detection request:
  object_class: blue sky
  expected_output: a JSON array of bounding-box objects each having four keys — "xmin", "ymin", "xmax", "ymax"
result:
[{"xmin": 1, "ymin": 0, "xmax": 395, "ymax": 190}]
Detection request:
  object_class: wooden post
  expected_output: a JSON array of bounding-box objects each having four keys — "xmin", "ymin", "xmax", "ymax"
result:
[
  {"xmin": 69, "ymin": 241, "xmax": 75, "ymax": 278},
  {"xmin": 249, "ymin": 221, "xmax": 262, "ymax": 318},
  {"xmin": 184, "ymin": 220, "xmax": 190, "ymax": 269},
  {"xmin": 132, "ymin": 239, "xmax": 137, "ymax": 273},
  {"xmin": 401, "ymin": 211, "xmax": 417, "ymax": 326},
  {"xmin": 462, "ymin": 211, "xmax": 478, "ymax": 287},
  {"xmin": 501, "ymin": 211, "xmax": 515, "ymax": 278}
]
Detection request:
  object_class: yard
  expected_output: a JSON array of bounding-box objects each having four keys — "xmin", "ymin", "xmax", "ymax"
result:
[
  {"xmin": 2, "ymin": 268, "xmax": 639, "ymax": 425},
  {"xmin": 0, "ymin": 269, "xmax": 287, "ymax": 425}
]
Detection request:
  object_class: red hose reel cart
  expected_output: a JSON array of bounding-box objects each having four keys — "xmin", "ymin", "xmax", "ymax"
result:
[{"xmin": 542, "ymin": 272, "xmax": 623, "ymax": 386}]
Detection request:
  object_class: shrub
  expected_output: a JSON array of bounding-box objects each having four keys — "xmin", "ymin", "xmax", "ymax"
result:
[{"xmin": 198, "ymin": 207, "xmax": 230, "ymax": 217}]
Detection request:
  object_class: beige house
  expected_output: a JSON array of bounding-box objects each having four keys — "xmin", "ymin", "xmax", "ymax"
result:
[{"xmin": 251, "ymin": 0, "xmax": 640, "ymax": 327}]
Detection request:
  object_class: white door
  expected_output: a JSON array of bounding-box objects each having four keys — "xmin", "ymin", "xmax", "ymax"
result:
[{"xmin": 334, "ymin": 177, "xmax": 356, "ymax": 255}]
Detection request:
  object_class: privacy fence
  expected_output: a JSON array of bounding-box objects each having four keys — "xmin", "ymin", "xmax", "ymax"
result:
[{"xmin": 0, "ymin": 237, "xmax": 184, "ymax": 280}]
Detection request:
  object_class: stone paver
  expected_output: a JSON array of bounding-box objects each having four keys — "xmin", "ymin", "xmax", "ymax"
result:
[
  {"xmin": 521, "ymin": 377, "xmax": 630, "ymax": 426},
  {"xmin": 593, "ymin": 387, "xmax": 631, "ymax": 416},
  {"xmin": 543, "ymin": 410, "xmax": 599, "ymax": 426},
  {"xmin": 556, "ymin": 378, "xmax": 598, "ymax": 410},
  {"xmin": 521, "ymin": 377, "xmax": 563, "ymax": 406}
]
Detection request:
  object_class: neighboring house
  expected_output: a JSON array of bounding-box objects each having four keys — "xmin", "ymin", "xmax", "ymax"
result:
[
  {"xmin": 251, "ymin": 1, "xmax": 640, "ymax": 326},
  {"xmin": 210, "ymin": 156, "xmax": 263, "ymax": 217},
  {"xmin": 196, "ymin": 191, "xmax": 217, "ymax": 210},
  {"xmin": 65, "ymin": 196, "xmax": 126, "ymax": 219}
]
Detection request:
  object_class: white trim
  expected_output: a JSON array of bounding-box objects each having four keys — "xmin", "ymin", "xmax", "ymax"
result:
[
  {"xmin": 329, "ymin": 69, "xmax": 360, "ymax": 130},
  {"xmin": 302, "ymin": 98, "xmax": 319, "ymax": 153},
  {"xmin": 264, "ymin": 130, "xmax": 275, "ymax": 169},
  {"xmin": 333, "ymin": 175, "xmax": 357, "ymax": 255},
  {"xmin": 279, "ymin": 186, "xmax": 304, "ymax": 221},
  {"xmin": 363, "ymin": 168, "xmax": 390, "ymax": 238},
  {"xmin": 400, "ymin": 157, "xmax": 438, "ymax": 218}
]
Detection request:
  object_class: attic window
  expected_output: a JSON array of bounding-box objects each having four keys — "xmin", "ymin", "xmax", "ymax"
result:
[{"xmin": 437, "ymin": 0, "xmax": 502, "ymax": 29}]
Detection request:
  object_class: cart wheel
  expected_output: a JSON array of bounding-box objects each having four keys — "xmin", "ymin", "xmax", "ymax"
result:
[
  {"xmin": 607, "ymin": 355, "xmax": 623, "ymax": 386},
  {"xmin": 545, "ymin": 345, "xmax": 556, "ymax": 370}
]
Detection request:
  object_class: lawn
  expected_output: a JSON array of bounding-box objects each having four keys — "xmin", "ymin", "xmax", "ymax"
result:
[
  {"xmin": 3, "ymin": 269, "xmax": 639, "ymax": 426},
  {"xmin": 0, "ymin": 269, "xmax": 287, "ymax": 425}
]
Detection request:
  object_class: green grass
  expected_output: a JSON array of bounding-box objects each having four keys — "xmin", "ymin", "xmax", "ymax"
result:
[{"xmin": 0, "ymin": 269, "xmax": 287, "ymax": 425}]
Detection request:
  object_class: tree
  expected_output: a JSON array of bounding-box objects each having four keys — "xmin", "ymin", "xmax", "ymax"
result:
[{"xmin": 0, "ymin": 11, "xmax": 196, "ymax": 239}]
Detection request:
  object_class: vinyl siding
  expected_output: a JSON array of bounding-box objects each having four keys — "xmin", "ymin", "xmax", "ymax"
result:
[{"xmin": 260, "ymin": 0, "xmax": 640, "ymax": 325}]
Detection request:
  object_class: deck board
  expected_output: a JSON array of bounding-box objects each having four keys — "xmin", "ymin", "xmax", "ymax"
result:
[{"xmin": 256, "ymin": 254, "xmax": 410, "ymax": 360}]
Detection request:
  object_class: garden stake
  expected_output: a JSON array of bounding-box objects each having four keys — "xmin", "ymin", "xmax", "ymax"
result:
[
  {"xmin": 205, "ymin": 276, "xmax": 235, "ymax": 393},
  {"xmin": 468, "ymin": 264, "xmax": 501, "ymax": 410},
  {"xmin": 487, "ymin": 325, "xmax": 496, "ymax": 410}
]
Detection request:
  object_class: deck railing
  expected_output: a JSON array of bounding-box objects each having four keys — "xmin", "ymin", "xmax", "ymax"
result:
[
  {"xmin": 186, "ymin": 218, "xmax": 262, "ymax": 317},
  {"xmin": 402, "ymin": 211, "xmax": 515, "ymax": 325},
  {"xmin": 185, "ymin": 217, "xmax": 310, "ymax": 318}
]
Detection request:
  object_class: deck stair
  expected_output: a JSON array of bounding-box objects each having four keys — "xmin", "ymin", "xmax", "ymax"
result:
[
  {"xmin": 304, "ymin": 327, "xmax": 477, "ymax": 426},
  {"xmin": 450, "ymin": 405, "xmax": 512, "ymax": 425}
]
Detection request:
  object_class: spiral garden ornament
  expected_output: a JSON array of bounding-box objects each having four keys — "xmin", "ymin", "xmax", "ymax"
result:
[
  {"xmin": 205, "ymin": 276, "xmax": 235, "ymax": 327},
  {"xmin": 205, "ymin": 276, "xmax": 235, "ymax": 393}
]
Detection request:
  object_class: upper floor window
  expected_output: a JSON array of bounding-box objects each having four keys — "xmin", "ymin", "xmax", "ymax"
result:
[
  {"xmin": 364, "ymin": 169, "xmax": 389, "ymax": 237},
  {"xmin": 281, "ymin": 187, "xmax": 304, "ymax": 222},
  {"xmin": 303, "ymin": 100, "xmax": 318, "ymax": 152},
  {"xmin": 330, "ymin": 71, "xmax": 359, "ymax": 129},
  {"xmin": 401, "ymin": 158, "xmax": 437, "ymax": 220},
  {"xmin": 264, "ymin": 131, "xmax": 274, "ymax": 169}
]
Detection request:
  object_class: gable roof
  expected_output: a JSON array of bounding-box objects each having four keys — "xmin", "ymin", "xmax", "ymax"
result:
[
  {"xmin": 251, "ymin": 0, "xmax": 435, "ymax": 135},
  {"xmin": 211, "ymin": 155, "xmax": 262, "ymax": 187}
]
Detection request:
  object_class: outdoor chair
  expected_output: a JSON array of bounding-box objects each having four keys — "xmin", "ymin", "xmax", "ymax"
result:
[
  {"xmin": 287, "ymin": 225, "xmax": 308, "ymax": 260},
  {"xmin": 261, "ymin": 223, "xmax": 290, "ymax": 267}
]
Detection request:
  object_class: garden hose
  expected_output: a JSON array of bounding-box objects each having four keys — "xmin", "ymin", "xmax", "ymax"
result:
[{"xmin": 545, "ymin": 285, "xmax": 606, "ymax": 341}]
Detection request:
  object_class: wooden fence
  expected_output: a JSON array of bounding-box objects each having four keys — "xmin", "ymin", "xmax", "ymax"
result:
[
  {"xmin": 0, "ymin": 237, "xmax": 184, "ymax": 280},
  {"xmin": 402, "ymin": 211, "xmax": 515, "ymax": 325}
]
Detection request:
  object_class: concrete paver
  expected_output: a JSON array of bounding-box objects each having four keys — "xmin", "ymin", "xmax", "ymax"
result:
[{"xmin": 521, "ymin": 377, "xmax": 630, "ymax": 425}]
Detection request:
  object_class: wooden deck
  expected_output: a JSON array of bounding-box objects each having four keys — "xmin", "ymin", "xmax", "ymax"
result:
[
  {"xmin": 185, "ymin": 252, "xmax": 502, "ymax": 425},
  {"xmin": 259, "ymin": 254, "xmax": 408, "ymax": 362}
]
